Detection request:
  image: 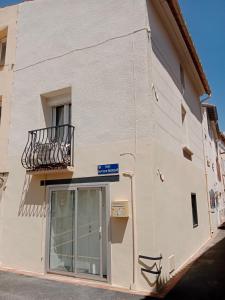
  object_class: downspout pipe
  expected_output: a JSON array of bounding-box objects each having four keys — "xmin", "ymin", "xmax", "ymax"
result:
[
  {"xmin": 201, "ymin": 103, "xmax": 213, "ymax": 235},
  {"xmin": 120, "ymin": 153, "xmax": 137, "ymax": 290}
]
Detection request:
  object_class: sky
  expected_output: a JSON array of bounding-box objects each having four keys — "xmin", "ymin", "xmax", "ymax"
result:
[
  {"xmin": 179, "ymin": 0, "xmax": 225, "ymax": 131},
  {"xmin": 0, "ymin": 0, "xmax": 224, "ymax": 130},
  {"xmin": 0, "ymin": 0, "xmax": 22, "ymax": 7}
]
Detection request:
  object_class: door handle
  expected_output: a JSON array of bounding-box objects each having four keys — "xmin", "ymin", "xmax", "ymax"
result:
[{"xmin": 99, "ymin": 226, "xmax": 102, "ymax": 240}]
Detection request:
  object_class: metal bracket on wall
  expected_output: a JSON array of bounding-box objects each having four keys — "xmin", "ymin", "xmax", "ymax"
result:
[
  {"xmin": 139, "ymin": 254, "xmax": 162, "ymax": 275},
  {"xmin": 141, "ymin": 268, "xmax": 162, "ymax": 275}
]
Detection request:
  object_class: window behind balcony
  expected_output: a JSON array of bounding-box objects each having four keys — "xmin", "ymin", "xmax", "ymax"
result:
[
  {"xmin": 41, "ymin": 87, "xmax": 72, "ymax": 143},
  {"xmin": 52, "ymin": 103, "xmax": 71, "ymax": 141},
  {"xmin": 55, "ymin": 105, "xmax": 64, "ymax": 127},
  {"xmin": 53, "ymin": 104, "xmax": 71, "ymax": 127}
]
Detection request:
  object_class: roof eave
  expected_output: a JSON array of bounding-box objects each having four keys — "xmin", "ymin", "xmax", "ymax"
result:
[{"xmin": 166, "ymin": 0, "xmax": 211, "ymax": 95}]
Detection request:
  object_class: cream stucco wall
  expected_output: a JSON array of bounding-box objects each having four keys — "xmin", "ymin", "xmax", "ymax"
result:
[
  {"xmin": 0, "ymin": 5, "xmax": 18, "ymax": 171},
  {"xmin": 143, "ymin": 0, "xmax": 210, "ymax": 287},
  {"xmin": 1, "ymin": 0, "xmax": 211, "ymax": 294},
  {"xmin": 0, "ymin": 4, "xmax": 18, "ymax": 266},
  {"xmin": 3, "ymin": 0, "xmax": 151, "ymax": 290}
]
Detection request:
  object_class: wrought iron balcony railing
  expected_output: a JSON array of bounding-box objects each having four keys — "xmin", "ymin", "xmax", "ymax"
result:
[{"xmin": 21, "ymin": 124, "xmax": 75, "ymax": 171}]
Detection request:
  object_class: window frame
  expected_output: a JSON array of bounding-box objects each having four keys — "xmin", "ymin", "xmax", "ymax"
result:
[{"xmin": 191, "ymin": 193, "xmax": 198, "ymax": 228}]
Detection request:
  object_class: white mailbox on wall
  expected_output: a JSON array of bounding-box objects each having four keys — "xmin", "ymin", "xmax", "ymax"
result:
[{"xmin": 111, "ymin": 200, "xmax": 129, "ymax": 218}]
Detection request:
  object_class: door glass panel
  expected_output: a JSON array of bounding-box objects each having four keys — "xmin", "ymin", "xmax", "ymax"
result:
[
  {"xmin": 55, "ymin": 105, "xmax": 64, "ymax": 126},
  {"xmin": 55, "ymin": 105, "xmax": 64, "ymax": 140},
  {"xmin": 49, "ymin": 190, "xmax": 75, "ymax": 273},
  {"xmin": 48, "ymin": 187, "xmax": 106, "ymax": 279},
  {"xmin": 76, "ymin": 189, "xmax": 101, "ymax": 276},
  {"xmin": 101, "ymin": 188, "xmax": 107, "ymax": 277}
]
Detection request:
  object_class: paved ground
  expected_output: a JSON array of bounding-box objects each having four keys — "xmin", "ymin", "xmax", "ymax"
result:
[
  {"xmin": 162, "ymin": 228, "xmax": 225, "ymax": 300},
  {"xmin": 0, "ymin": 271, "xmax": 141, "ymax": 300},
  {"xmin": 0, "ymin": 229, "xmax": 224, "ymax": 299}
]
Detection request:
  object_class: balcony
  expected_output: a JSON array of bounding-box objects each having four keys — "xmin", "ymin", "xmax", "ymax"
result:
[{"xmin": 21, "ymin": 124, "xmax": 75, "ymax": 174}]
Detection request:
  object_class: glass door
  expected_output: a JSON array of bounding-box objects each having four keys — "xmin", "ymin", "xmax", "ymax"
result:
[
  {"xmin": 76, "ymin": 188, "xmax": 102, "ymax": 276},
  {"xmin": 49, "ymin": 190, "xmax": 75, "ymax": 273},
  {"xmin": 48, "ymin": 186, "xmax": 107, "ymax": 280}
]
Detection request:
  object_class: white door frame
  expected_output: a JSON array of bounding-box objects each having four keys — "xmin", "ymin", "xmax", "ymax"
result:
[{"xmin": 45, "ymin": 183, "xmax": 111, "ymax": 283}]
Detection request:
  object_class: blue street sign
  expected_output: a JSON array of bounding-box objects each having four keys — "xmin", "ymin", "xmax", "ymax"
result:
[{"xmin": 98, "ymin": 164, "xmax": 119, "ymax": 175}]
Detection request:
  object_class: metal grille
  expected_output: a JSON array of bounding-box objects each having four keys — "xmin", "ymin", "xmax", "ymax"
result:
[{"xmin": 21, "ymin": 124, "xmax": 75, "ymax": 171}]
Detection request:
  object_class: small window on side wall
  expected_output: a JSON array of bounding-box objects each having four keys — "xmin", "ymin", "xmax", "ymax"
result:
[
  {"xmin": 0, "ymin": 38, "xmax": 6, "ymax": 66},
  {"xmin": 181, "ymin": 104, "xmax": 186, "ymax": 124},
  {"xmin": 180, "ymin": 64, "xmax": 185, "ymax": 93},
  {"xmin": 216, "ymin": 157, "xmax": 222, "ymax": 182},
  {"xmin": 191, "ymin": 193, "xmax": 198, "ymax": 228}
]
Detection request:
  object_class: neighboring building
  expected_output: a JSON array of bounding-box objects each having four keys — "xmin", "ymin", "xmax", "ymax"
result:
[
  {"xmin": 0, "ymin": 0, "xmax": 217, "ymax": 295},
  {"xmin": 0, "ymin": 4, "xmax": 18, "ymax": 265},
  {"xmin": 202, "ymin": 104, "xmax": 225, "ymax": 233},
  {"xmin": 217, "ymin": 133, "xmax": 225, "ymax": 225}
]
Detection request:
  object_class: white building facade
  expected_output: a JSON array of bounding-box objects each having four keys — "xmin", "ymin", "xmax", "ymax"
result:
[{"xmin": 0, "ymin": 0, "xmax": 215, "ymax": 294}]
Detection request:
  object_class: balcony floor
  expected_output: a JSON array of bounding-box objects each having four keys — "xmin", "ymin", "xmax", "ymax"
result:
[{"xmin": 26, "ymin": 166, "xmax": 74, "ymax": 175}]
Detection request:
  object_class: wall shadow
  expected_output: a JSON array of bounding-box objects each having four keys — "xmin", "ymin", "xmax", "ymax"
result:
[
  {"xmin": 140, "ymin": 232, "xmax": 225, "ymax": 299},
  {"xmin": 137, "ymin": 254, "xmax": 166, "ymax": 298},
  {"xmin": 147, "ymin": 1, "xmax": 202, "ymax": 124},
  {"xmin": 18, "ymin": 174, "xmax": 47, "ymax": 217},
  {"xmin": 151, "ymin": 40, "xmax": 202, "ymax": 123},
  {"xmin": 110, "ymin": 217, "xmax": 128, "ymax": 244}
]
